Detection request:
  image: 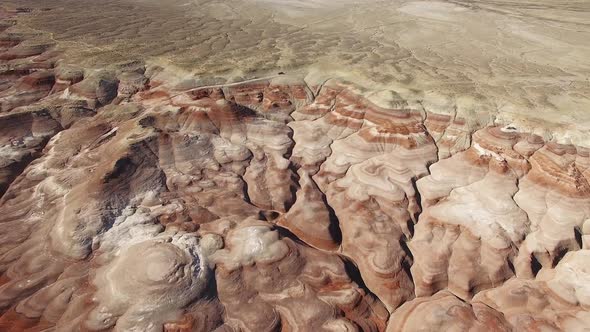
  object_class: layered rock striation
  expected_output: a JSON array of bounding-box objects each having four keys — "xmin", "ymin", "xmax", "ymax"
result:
[{"xmin": 1, "ymin": 16, "xmax": 590, "ymax": 332}]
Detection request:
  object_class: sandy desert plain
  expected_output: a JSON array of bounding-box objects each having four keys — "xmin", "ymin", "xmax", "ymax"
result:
[{"xmin": 1, "ymin": 0, "xmax": 590, "ymax": 331}]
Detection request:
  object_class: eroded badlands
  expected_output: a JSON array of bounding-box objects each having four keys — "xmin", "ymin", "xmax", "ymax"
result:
[{"xmin": 2, "ymin": 3, "xmax": 590, "ymax": 332}]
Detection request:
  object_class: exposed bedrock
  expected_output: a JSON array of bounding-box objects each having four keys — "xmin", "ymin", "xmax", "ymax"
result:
[
  {"xmin": 411, "ymin": 127, "xmax": 533, "ymax": 300},
  {"xmin": 211, "ymin": 219, "xmax": 388, "ymax": 331},
  {"xmin": 1, "ymin": 30, "xmax": 590, "ymax": 331},
  {"xmin": 391, "ymin": 250, "xmax": 590, "ymax": 331}
]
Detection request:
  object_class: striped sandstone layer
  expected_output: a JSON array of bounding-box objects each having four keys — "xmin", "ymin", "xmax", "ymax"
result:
[{"xmin": 1, "ymin": 7, "xmax": 590, "ymax": 332}]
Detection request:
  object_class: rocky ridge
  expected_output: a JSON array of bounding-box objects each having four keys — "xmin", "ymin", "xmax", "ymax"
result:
[{"xmin": 1, "ymin": 7, "xmax": 590, "ymax": 332}]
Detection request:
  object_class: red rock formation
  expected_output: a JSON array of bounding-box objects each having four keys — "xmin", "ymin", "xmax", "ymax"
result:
[
  {"xmin": 1, "ymin": 26, "xmax": 590, "ymax": 332},
  {"xmin": 514, "ymin": 143, "xmax": 590, "ymax": 278},
  {"xmin": 387, "ymin": 290, "xmax": 512, "ymax": 332},
  {"xmin": 211, "ymin": 219, "xmax": 388, "ymax": 331}
]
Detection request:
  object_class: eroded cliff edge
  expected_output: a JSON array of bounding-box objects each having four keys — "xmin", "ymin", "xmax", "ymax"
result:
[{"xmin": 2, "ymin": 6, "xmax": 590, "ymax": 332}]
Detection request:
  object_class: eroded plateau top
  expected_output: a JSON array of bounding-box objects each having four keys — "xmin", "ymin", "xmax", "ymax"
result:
[{"xmin": 2, "ymin": 0, "xmax": 590, "ymax": 145}]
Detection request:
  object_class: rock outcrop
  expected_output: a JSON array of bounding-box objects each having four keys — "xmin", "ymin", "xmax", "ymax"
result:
[{"xmin": 1, "ymin": 19, "xmax": 590, "ymax": 332}]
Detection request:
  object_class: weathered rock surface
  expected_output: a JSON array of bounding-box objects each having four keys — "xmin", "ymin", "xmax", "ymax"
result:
[{"xmin": 1, "ymin": 11, "xmax": 590, "ymax": 332}]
